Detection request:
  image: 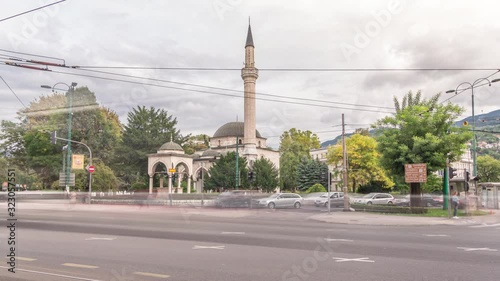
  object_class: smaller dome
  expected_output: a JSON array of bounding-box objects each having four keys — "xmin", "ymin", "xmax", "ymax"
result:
[
  {"xmin": 158, "ymin": 141, "xmax": 183, "ymax": 152},
  {"xmin": 202, "ymin": 149, "xmax": 221, "ymax": 157}
]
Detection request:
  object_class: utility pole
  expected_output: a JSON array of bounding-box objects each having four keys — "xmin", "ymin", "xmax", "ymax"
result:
[
  {"xmin": 235, "ymin": 136, "xmax": 239, "ymax": 190},
  {"xmin": 342, "ymin": 114, "xmax": 350, "ymax": 211}
]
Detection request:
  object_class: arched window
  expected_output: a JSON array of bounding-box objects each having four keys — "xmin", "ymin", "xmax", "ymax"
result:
[
  {"xmin": 239, "ymin": 139, "xmax": 242, "ymax": 145},
  {"xmin": 218, "ymin": 140, "xmax": 221, "ymax": 147}
]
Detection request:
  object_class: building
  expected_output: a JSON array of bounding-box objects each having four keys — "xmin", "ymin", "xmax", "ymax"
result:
[{"xmin": 147, "ymin": 23, "xmax": 279, "ymax": 194}]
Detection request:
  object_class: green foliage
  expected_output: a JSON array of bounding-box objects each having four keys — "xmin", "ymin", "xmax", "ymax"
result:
[
  {"xmin": 327, "ymin": 133, "xmax": 393, "ymax": 193},
  {"xmin": 250, "ymin": 157, "xmax": 279, "ymax": 192},
  {"xmin": 204, "ymin": 152, "xmax": 249, "ymax": 191},
  {"xmin": 183, "ymin": 134, "xmax": 210, "ymax": 155},
  {"xmin": 279, "ymin": 128, "xmax": 320, "ymax": 191},
  {"xmin": 91, "ymin": 161, "xmax": 119, "ymax": 191},
  {"xmin": 306, "ymin": 183, "xmax": 327, "ymax": 193},
  {"xmin": 375, "ymin": 91, "xmax": 473, "ymax": 176},
  {"xmin": 421, "ymin": 173, "xmax": 443, "ymax": 194},
  {"xmin": 477, "ymin": 155, "xmax": 500, "ymax": 182},
  {"xmin": 131, "ymin": 181, "xmax": 148, "ymax": 191},
  {"xmin": 296, "ymin": 158, "xmax": 329, "ymax": 191}
]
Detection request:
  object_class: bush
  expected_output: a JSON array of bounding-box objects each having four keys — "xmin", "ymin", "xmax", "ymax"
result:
[
  {"xmin": 306, "ymin": 183, "xmax": 327, "ymax": 193},
  {"xmin": 130, "ymin": 182, "xmax": 147, "ymax": 191}
]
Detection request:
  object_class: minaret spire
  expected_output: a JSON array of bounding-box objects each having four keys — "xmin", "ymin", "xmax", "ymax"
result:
[{"xmin": 241, "ymin": 20, "xmax": 259, "ymax": 162}]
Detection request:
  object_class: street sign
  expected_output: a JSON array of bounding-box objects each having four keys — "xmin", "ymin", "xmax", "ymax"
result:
[
  {"xmin": 169, "ymin": 168, "xmax": 176, "ymax": 173},
  {"xmin": 404, "ymin": 163, "xmax": 427, "ymax": 183},
  {"xmin": 88, "ymin": 165, "xmax": 95, "ymax": 173}
]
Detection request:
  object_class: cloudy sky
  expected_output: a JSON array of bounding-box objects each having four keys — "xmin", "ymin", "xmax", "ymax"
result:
[{"xmin": 1, "ymin": 0, "xmax": 500, "ymax": 148}]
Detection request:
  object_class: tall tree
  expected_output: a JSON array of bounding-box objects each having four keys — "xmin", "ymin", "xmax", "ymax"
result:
[
  {"xmin": 477, "ymin": 155, "xmax": 500, "ymax": 182},
  {"xmin": 204, "ymin": 152, "xmax": 249, "ymax": 191},
  {"xmin": 296, "ymin": 158, "xmax": 329, "ymax": 191},
  {"xmin": 250, "ymin": 157, "xmax": 279, "ymax": 192},
  {"xmin": 327, "ymin": 133, "xmax": 393, "ymax": 193},
  {"xmin": 279, "ymin": 128, "xmax": 320, "ymax": 191},
  {"xmin": 112, "ymin": 106, "xmax": 188, "ymax": 187},
  {"xmin": 374, "ymin": 91, "xmax": 472, "ymax": 206},
  {"xmin": 1, "ymin": 87, "xmax": 121, "ymax": 189}
]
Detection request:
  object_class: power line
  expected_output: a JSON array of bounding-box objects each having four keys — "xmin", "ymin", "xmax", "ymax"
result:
[
  {"xmin": 73, "ymin": 66, "xmax": 500, "ymax": 72},
  {"xmin": 0, "ymin": 75, "xmax": 26, "ymax": 108},
  {"xmin": 2, "ymin": 62, "xmax": 394, "ymax": 114},
  {"xmin": 0, "ymin": 0, "xmax": 67, "ymax": 23}
]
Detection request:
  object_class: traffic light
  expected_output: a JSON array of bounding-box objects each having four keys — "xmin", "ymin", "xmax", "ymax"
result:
[
  {"xmin": 248, "ymin": 171, "xmax": 254, "ymax": 180},
  {"xmin": 448, "ymin": 167, "xmax": 457, "ymax": 179},
  {"xmin": 50, "ymin": 131, "xmax": 57, "ymax": 144},
  {"xmin": 172, "ymin": 173, "xmax": 178, "ymax": 182},
  {"xmin": 465, "ymin": 171, "xmax": 470, "ymax": 182}
]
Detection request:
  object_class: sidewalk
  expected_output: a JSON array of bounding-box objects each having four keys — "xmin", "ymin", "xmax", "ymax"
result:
[{"xmin": 309, "ymin": 209, "xmax": 500, "ymax": 226}]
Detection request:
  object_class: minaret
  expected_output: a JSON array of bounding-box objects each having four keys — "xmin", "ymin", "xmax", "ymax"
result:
[{"xmin": 241, "ymin": 21, "xmax": 259, "ymax": 162}]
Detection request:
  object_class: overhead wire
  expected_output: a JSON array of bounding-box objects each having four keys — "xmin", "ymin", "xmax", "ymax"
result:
[
  {"xmin": 0, "ymin": 75, "xmax": 26, "ymax": 108},
  {"xmin": 0, "ymin": 0, "xmax": 67, "ymax": 23}
]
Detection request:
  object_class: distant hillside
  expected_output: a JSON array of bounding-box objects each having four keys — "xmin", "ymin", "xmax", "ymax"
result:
[
  {"xmin": 321, "ymin": 109, "xmax": 500, "ymax": 148},
  {"xmin": 456, "ymin": 109, "xmax": 500, "ymax": 127}
]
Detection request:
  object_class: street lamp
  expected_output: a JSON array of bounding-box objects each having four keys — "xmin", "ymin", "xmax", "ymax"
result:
[
  {"xmin": 41, "ymin": 82, "xmax": 77, "ymax": 191},
  {"xmin": 446, "ymin": 78, "xmax": 500, "ymax": 179}
]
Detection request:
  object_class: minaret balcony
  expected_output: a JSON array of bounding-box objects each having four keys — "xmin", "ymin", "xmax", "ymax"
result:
[{"xmin": 241, "ymin": 67, "xmax": 259, "ymax": 79}]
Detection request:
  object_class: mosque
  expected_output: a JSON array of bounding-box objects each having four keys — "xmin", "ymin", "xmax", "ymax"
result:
[{"xmin": 147, "ymin": 23, "xmax": 280, "ymax": 194}]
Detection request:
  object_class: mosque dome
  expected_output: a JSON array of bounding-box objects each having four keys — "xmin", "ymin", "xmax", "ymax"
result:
[{"xmin": 213, "ymin": 122, "xmax": 262, "ymax": 138}]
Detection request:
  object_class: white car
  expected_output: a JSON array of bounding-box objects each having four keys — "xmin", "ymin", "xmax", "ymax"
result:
[
  {"xmin": 353, "ymin": 193, "xmax": 394, "ymax": 205},
  {"xmin": 254, "ymin": 193, "xmax": 303, "ymax": 209}
]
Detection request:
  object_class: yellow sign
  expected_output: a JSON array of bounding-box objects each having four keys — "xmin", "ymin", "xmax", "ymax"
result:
[
  {"xmin": 72, "ymin": 154, "xmax": 85, "ymax": 170},
  {"xmin": 169, "ymin": 168, "xmax": 176, "ymax": 173}
]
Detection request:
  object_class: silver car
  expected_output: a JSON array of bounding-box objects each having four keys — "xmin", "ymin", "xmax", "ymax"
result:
[
  {"xmin": 255, "ymin": 193, "xmax": 303, "ymax": 209},
  {"xmin": 314, "ymin": 192, "xmax": 345, "ymax": 207},
  {"xmin": 353, "ymin": 193, "xmax": 394, "ymax": 205}
]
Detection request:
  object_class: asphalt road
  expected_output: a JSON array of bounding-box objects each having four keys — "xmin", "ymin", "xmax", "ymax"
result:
[{"xmin": 0, "ymin": 202, "xmax": 498, "ymax": 281}]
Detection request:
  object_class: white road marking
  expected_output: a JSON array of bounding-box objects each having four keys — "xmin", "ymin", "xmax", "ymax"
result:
[
  {"xmin": 134, "ymin": 272, "xmax": 170, "ymax": 278},
  {"xmin": 324, "ymin": 238, "xmax": 354, "ymax": 242},
  {"xmin": 193, "ymin": 245, "xmax": 225, "ymax": 250},
  {"xmin": 62, "ymin": 263, "xmax": 99, "ymax": 269},
  {"xmin": 424, "ymin": 234, "xmax": 449, "ymax": 237},
  {"xmin": 221, "ymin": 232, "xmax": 245, "ymax": 235},
  {"xmin": 457, "ymin": 247, "xmax": 498, "ymax": 252},
  {"xmin": 4, "ymin": 256, "xmax": 37, "ymax": 261},
  {"xmin": 469, "ymin": 223, "xmax": 500, "ymax": 228},
  {"xmin": 0, "ymin": 266, "xmax": 102, "ymax": 281},
  {"xmin": 85, "ymin": 237, "xmax": 116, "ymax": 241},
  {"xmin": 332, "ymin": 257, "xmax": 374, "ymax": 263}
]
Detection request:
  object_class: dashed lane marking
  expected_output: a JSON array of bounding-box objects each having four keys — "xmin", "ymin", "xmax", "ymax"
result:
[
  {"xmin": 221, "ymin": 232, "xmax": 245, "ymax": 235},
  {"xmin": 469, "ymin": 223, "xmax": 500, "ymax": 228},
  {"xmin": 332, "ymin": 257, "xmax": 375, "ymax": 263},
  {"xmin": 133, "ymin": 272, "xmax": 170, "ymax": 278},
  {"xmin": 5, "ymin": 256, "xmax": 37, "ymax": 261},
  {"xmin": 324, "ymin": 238, "xmax": 354, "ymax": 242},
  {"xmin": 457, "ymin": 247, "xmax": 497, "ymax": 252},
  {"xmin": 424, "ymin": 234, "xmax": 449, "ymax": 237},
  {"xmin": 192, "ymin": 245, "xmax": 225, "ymax": 250},
  {"xmin": 62, "ymin": 263, "xmax": 99, "ymax": 269}
]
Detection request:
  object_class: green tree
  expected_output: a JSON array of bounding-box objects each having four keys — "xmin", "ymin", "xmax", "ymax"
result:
[
  {"xmin": 204, "ymin": 152, "xmax": 249, "ymax": 191},
  {"xmin": 279, "ymin": 128, "xmax": 320, "ymax": 191},
  {"xmin": 296, "ymin": 158, "xmax": 329, "ymax": 191},
  {"xmin": 374, "ymin": 91, "xmax": 472, "ymax": 206},
  {"xmin": 327, "ymin": 133, "xmax": 393, "ymax": 193},
  {"xmin": 477, "ymin": 155, "xmax": 500, "ymax": 182},
  {"xmin": 183, "ymin": 134, "xmax": 210, "ymax": 155},
  {"xmin": 250, "ymin": 157, "xmax": 279, "ymax": 192},
  {"xmin": 112, "ymin": 106, "xmax": 188, "ymax": 187}
]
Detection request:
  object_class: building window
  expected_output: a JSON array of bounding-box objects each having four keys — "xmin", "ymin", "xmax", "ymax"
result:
[
  {"xmin": 239, "ymin": 139, "xmax": 242, "ymax": 145},
  {"xmin": 218, "ymin": 140, "xmax": 221, "ymax": 147}
]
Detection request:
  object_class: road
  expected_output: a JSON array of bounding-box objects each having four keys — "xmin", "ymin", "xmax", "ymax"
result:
[{"xmin": 0, "ymin": 202, "xmax": 498, "ymax": 281}]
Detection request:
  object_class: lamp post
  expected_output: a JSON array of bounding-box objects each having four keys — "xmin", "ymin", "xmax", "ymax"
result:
[
  {"xmin": 446, "ymin": 78, "xmax": 500, "ymax": 179},
  {"xmin": 41, "ymin": 82, "xmax": 77, "ymax": 191}
]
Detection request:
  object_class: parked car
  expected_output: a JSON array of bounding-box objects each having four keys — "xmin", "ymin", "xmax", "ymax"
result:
[
  {"xmin": 314, "ymin": 192, "xmax": 345, "ymax": 207},
  {"xmin": 302, "ymin": 192, "xmax": 328, "ymax": 206},
  {"xmin": 395, "ymin": 194, "xmax": 441, "ymax": 207},
  {"xmin": 254, "ymin": 193, "xmax": 303, "ymax": 209},
  {"xmin": 214, "ymin": 190, "xmax": 255, "ymax": 208},
  {"xmin": 353, "ymin": 193, "xmax": 394, "ymax": 205}
]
